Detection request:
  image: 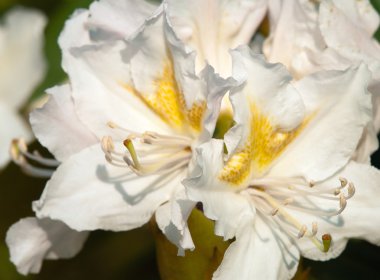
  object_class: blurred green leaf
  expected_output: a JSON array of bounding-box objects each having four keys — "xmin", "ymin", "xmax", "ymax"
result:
[
  {"xmin": 153, "ymin": 208, "xmax": 230, "ymax": 280},
  {"xmin": 371, "ymin": 0, "xmax": 380, "ymax": 41}
]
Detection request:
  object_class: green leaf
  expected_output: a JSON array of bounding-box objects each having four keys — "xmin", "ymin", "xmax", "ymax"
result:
[{"xmin": 152, "ymin": 208, "xmax": 231, "ymax": 280}]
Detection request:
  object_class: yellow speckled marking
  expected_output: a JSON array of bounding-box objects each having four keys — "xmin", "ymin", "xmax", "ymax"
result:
[
  {"xmin": 219, "ymin": 104, "xmax": 310, "ymax": 186},
  {"xmin": 123, "ymin": 61, "xmax": 206, "ymax": 132},
  {"xmin": 187, "ymin": 101, "xmax": 207, "ymax": 131}
]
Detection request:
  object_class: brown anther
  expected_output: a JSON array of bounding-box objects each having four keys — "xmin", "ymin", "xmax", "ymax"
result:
[
  {"xmin": 339, "ymin": 177, "xmax": 348, "ymax": 187},
  {"xmin": 271, "ymin": 208, "xmax": 279, "ymax": 216},
  {"xmin": 297, "ymin": 225, "xmax": 307, "ymax": 239}
]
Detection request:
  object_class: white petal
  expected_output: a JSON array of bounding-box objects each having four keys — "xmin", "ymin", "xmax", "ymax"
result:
[
  {"xmin": 6, "ymin": 217, "xmax": 88, "ymax": 275},
  {"xmin": 0, "ymin": 8, "xmax": 46, "ymax": 109},
  {"xmin": 225, "ymin": 47, "xmax": 305, "ymax": 155},
  {"xmin": 58, "ymin": 9, "xmax": 91, "ymax": 57},
  {"xmin": 214, "ymin": 218, "xmax": 300, "ymax": 280},
  {"xmin": 163, "ymin": 15, "xmax": 205, "ymax": 109},
  {"xmin": 319, "ymin": 1, "xmax": 380, "ymax": 70},
  {"xmin": 165, "ymin": 0, "xmax": 267, "ymax": 76},
  {"xmin": 264, "ymin": 0, "xmax": 323, "ymax": 78},
  {"xmin": 87, "ymin": 0, "xmax": 158, "ymax": 41},
  {"xmin": 351, "ymin": 124, "xmax": 378, "ymax": 163},
  {"xmin": 269, "ymin": 65, "xmax": 372, "ymax": 181},
  {"xmin": 64, "ymin": 40, "xmax": 172, "ymax": 140},
  {"xmin": 184, "ymin": 139, "xmax": 256, "ymax": 240},
  {"xmin": 164, "ymin": 18, "xmax": 237, "ymax": 139},
  {"xmin": 155, "ymin": 200, "xmax": 195, "ymax": 255},
  {"xmin": 33, "ymin": 144, "xmax": 182, "ymax": 231},
  {"xmin": 297, "ymin": 162, "xmax": 380, "ymax": 261},
  {"xmin": 0, "ymin": 102, "xmax": 32, "ymax": 168},
  {"xmin": 30, "ymin": 85, "xmax": 97, "ymax": 161},
  {"xmin": 324, "ymin": 0, "xmax": 380, "ymax": 43}
]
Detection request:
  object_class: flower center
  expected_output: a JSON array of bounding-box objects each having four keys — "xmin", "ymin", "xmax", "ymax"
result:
[
  {"xmin": 102, "ymin": 122, "xmax": 193, "ymax": 176},
  {"xmin": 244, "ymin": 176, "xmax": 355, "ymax": 252}
]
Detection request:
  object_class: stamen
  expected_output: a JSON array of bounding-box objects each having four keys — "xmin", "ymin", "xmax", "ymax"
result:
[
  {"xmin": 338, "ymin": 194, "xmax": 347, "ymax": 215},
  {"xmin": 339, "ymin": 177, "xmax": 347, "ymax": 187},
  {"xmin": 346, "ymin": 182, "xmax": 355, "ymax": 199},
  {"xmin": 10, "ymin": 138, "xmax": 57, "ymax": 178},
  {"xmin": 247, "ymin": 175, "xmax": 353, "ymax": 253},
  {"xmin": 310, "ymin": 222, "xmax": 318, "ymax": 237},
  {"xmin": 271, "ymin": 208, "xmax": 279, "ymax": 216},
  {"xmin": 297, "ymin": 225, "xmax": 307, "ymax": 238}
]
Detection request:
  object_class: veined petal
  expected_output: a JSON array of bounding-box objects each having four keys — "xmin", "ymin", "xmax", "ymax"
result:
[
  {"xmin": 165, "ymin": 0, "xmax": 267, "ymax": 76},
  {"xmin": 297, "ymin": 161, "xmax": 380, "ymax": 261},
  {"xmin": 0, "ymin": 102, "xmax": 31, "ymax": 168},
  {"xmin": 269, "ymin": 65, "xmax": 372, "ymax": 181},
  {"xmin": 30, "ymin": 85, "xmax": 97, "ymax": 161},
  {"xmin": 33, "ymin": 144, "xmax": 182, "ymax": 231},
  {"xmin": 6, "ymin": 217, "xmax": 88, "ymax": 275},
  {"xmin": 213, "ymin": 218, "xmax": 300, "ymax": 280},
  {"xmin": 0, "ymin": 8, "xmax": 46, "ymax": 109},
  {"xmin": 87, "ymin": 0, "xmax": 158, "ymax": 41}
]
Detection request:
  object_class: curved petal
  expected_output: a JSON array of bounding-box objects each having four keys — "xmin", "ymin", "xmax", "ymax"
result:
[
  {"xmin": 59, "ymin": 9, "xmax": 92, "ymax": 66},
  {"xmin": 184, "ymin": 139, "xmax": 256, "ymax": 240},
  {"xmin": 33, "ymin": 144, "xmax": 182, "ymax": 231},
  {"xmin": 0, "ymin": 8, "xmax": 46, "ymax": 109},
  {"xmin": 318, "ymin": 0, "xmax": 380, "ymax": 80},
  {"xmin": 30, "ymin": 85, "xmax": 97, "ymax": 161},
  {"xmin": 269, "ymin": 65, "xmax": 372, "ymax": 181},
  {"xmin": 351, "ymin": 124, "xmax": 378, "ymax": 163},
  {"xmin": 297, "ymin": 161, "xmax": 380, "ymax": 261},
  {"xmin": 0, "ymin": 102, "xmax": 31, "ymax": 168},
  {"xmin": 214, "ymin": 218, "xmax": 300, "ymax": 280},
  {"xmin": 165, "ymin": 0, "xmax": 267, "ymax": 76},
  {"xmin": 87, "ymin": 0, "xmax": 158, "ymax": 41},
  {"xmin": 319, "ymin": 0, "xmax": 380, "ymax": 59},
  {"xmin": 164, "ymin": 17, "xmax": 238, "ymax": 140},
  {"xmin": 226, "ymin": 47, "xmax": 305, "ymax": 156},
  {"xmin": 263, "ymin": 0, "xmax": 323, "ymax": 78},
  {"xmin": 6, "ymin": 217, "xmax": 88, "ymax": 275},
  {"xmin": 65, "ymin": 40, "xmax": 172, "ymax": 140},
  {"xmin": 155, "ymin": 200, "xmax": 195, "ymax": 255}
]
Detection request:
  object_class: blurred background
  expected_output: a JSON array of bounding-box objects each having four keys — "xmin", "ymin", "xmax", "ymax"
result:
[{"xmin": 1, "ymin": 0, "xmax": 380, "ymax": 279}]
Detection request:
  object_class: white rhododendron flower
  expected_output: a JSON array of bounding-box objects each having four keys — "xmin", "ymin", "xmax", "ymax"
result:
[
  {"xmin": 6, "ymin": 0, "xmax": 270, "ymax": 274},
  {"xmin": 183, "ymin": 48, "xmax": 380, "ymax": 279},
  {"xmin": 262, "ymin": 0, "xmax": 380, "ymax": 162},
  {"xmin": 0, "ymin": 8, "xmax": 46, "ymax": 168}
]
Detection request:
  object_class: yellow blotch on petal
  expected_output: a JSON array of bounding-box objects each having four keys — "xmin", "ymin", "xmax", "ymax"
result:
[
  {"xmin": 219, "ymin": 104, "xmax": 309, "ymax": 186},
  {"xmin": 123, "ymin": 61, "xmax": 206, "ymax": 133},
  {"xmin": 145, "ymin": 62, "xmax": 185, "ymax": 129},
  {"xmin": 187, "ymin": 101, "xmax": 207, "ymax": 132}
]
